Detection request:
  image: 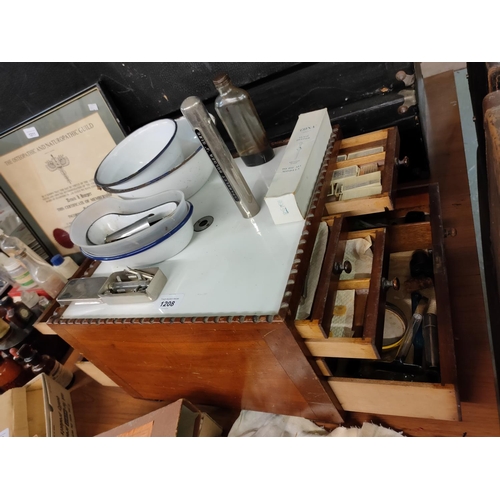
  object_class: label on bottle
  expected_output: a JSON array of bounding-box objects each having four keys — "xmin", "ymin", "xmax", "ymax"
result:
[
  {"xmin": 11, "ymin": 268, "xmax": 36, "ymax": 288},
  {"xmin": 194, "ymin": 129, "xmax": 241, "ymax": 202},
  {"xmin": 0, "ymin": 428, "xmax": 9, "ymax": 437},
  {"xmin": 50, "ymin": 361, "xmax": 74, "ymax": 388}
]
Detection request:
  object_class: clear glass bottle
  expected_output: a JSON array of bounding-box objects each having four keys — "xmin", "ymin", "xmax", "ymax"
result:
[
  {"xmin": 0, "ymin": 229, "xmax": 47, "ymax": 265},
  {"xmin": 213, "ymin": 73, "xmax": 274, "ymax": 167},
  {"xmin": 1, "ymin": 257, "xmax": 36, "ymax": 290},
  {"xmin": 15, "ymin": 251, "xmax": 67, "ymax": 299}
]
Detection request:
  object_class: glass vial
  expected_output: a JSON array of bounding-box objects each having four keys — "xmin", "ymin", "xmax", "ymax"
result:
[{"xmin": 213, "ymin": 73, "xmax": 274, "ymax": 167}]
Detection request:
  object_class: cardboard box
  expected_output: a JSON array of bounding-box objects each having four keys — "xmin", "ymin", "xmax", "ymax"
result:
[
  {"xmin": 96, "ymin": 398, "xmax": 222, "ymax": 437},
  {"xmin": 0, "ymin": 373, "xmax": 77, "ymax": 437},
  {"xmin": 264, "ymin": 108, "xmax": 332, "ymax": 224}
]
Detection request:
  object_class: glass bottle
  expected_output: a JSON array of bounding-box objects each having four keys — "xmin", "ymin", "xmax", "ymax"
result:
[
  {"xmin": 0, "ymin": 229, "xmax": 47, "ymax": 265},
  {"xmin": 17, "ymin": 344, "xmax": 74, "ymax": 389},
  {"xmin": 213, "ymin": 73, "xmax": 274, "ymax": 167},
  {"xmin": 0, "ymin": 295, "xmax": 35, "ymax": 329},
  {"xmin": 0, "ymin": 255, "xmax": 36, "ymax": 290},
  {"xmin": 15, "ymin": 251, "xmax": 66, "ymax": 299}
]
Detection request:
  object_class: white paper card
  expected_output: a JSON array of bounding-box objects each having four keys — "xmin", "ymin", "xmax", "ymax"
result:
[
  {"xmin": 0, "ymin": 428, "xmax": 10, "ymax": 437},
  {"xmin": 88, "ymin": 103, "xmax": 99, "ymax": 111},
  {"xmin": 158, "ymin": 293, "xmax": 184, "ymax": 311},
  {"xmin": 23, "ymin": 126, "xmax": 39, "ymax": 139}
]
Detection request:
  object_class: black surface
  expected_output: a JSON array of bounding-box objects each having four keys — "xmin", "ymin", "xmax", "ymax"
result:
[{"xmin": 2, "ymin": 62, "xmax": 413, "ymax": 135}]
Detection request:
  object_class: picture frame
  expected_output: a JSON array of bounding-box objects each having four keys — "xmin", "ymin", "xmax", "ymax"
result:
[{"xmin": 0, "ymin": 83, "xmax": 127, "ymax": 260}]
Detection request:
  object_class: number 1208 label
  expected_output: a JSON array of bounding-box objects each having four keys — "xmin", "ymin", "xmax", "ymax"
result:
[{"xmin": 158, "ymin": 294, "xmax": 184, "ymax": 311}]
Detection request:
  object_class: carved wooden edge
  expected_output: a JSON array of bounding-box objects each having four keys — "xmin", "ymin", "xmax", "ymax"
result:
[
  {"xmin": 278, "ymin": 125, "xmax": 342, "ymax": 322},
  {"xmin": 46, "ymin": 130, "xmax": 341, "ymax": 327}
]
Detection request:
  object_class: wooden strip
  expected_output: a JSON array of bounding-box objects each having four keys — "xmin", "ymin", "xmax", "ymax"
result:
[
  {"xmin": 316, "ymin": 358, "xmax": 333, "ymax": 376},
  {"xmin": 328, "ymin": 378, "xmax": 459, "ymax": 421},
  {"xmin": 334, "ymin": 152, "xmax": 385, "ymax": 169},
  {"xmin": 338, "ymin": 139, "xmax": 386, "ymax": 156},
  {"xmin": 295, "ymin": 320, "xmax": 325, "ymax": 339},
  {"xmin": 309, "ymin": 217, "xmax": 345, "ymax": 329},
  {"xmin": 362, "ymin": 229, "xmax": 386, "ymax": 354},
  {"xmin": 346, "ymin": 229, "xmax": 379, "ymax": 240},
  {"xmin": 429, "ymin": 183, "xmax": 461, "ymax": 418},
  {"xmin": 381, "ymin": 126, "xmax": 399, "ymax": 195},
  {"xmin": 324, "ymin": 193, "xmax": 393, "ymax": 217},
  {"xmin": 338, "ymin": 129, "xmax": 389, "ymax": 148},
  {"xmin": 387, "ymin": 221, "xmax": 432, "ymax": 253},
  {"xmin": 337, "ymin": 278, "xmax": 371, "ymax": 290},
  {"xmin": 305, "ymin": 338, "xmax": 378, "ymax": 359},
  {"xmin": 76, "ymin": 361, "xmax": 119, "ymax": 387}
]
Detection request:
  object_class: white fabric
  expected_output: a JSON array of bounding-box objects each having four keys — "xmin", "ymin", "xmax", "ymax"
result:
[{"xmin": 228, "ymin": 410, "xmax": 403, "ymax": 437}]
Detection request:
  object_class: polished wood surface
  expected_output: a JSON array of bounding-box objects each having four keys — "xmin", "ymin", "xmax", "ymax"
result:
[
  {"xmin": 68, "ymin": 70, "xmax": 500, "ymax": 437},
  {"xmin": 52, "ymin": 320, "xmax": 343, "ymax": 423}
]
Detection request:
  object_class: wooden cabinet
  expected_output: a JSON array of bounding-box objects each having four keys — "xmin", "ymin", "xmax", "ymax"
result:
[{"xmin": 36, "ymin": 126, "xmax": 461, "ymax": 425}]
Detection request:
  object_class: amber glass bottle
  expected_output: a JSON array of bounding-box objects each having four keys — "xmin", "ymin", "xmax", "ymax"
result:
[
  {"xmin": 213, "ymin": 73, "xmax": 274, "ymax": 167},
  {"xmin": 17, "ymin": 344, "xmax": 74, "ymax": 389},
  {"xmin": 0, "ymin": 295, "xmax": 35, "ymax": 329}
]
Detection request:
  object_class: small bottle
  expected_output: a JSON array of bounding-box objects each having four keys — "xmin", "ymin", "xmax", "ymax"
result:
[
  {"xmin": 0, "ymin": 255, "xmax": 36, "ymax": 290},
  {"xmin": 0, "ymin": 353, "xmax": 33, "ymax": 393},
  {"xmin": 20, "ymin": 290, "xmax": 40, "ymax": 309},
  {"xmin": 17, "ymin": 344, "xmax": 74, "ymax": 389},
  {"xmin": 213, "ymin": 73, "xmax": 274, "ymax": 167},
  {"xmin": 0, "ymin": 229, "xmax": 47, "ymax": 265},
  {"xmin": 15, "ymin": 251, "xmax": 67, "ymax": 299},
  {"xmin": 50, "ymin": 254, "xmax": 79, "ymax": 280},
  {"xmin": 0, "ymin": 295, "xmax": 35, "ymax": 329}
]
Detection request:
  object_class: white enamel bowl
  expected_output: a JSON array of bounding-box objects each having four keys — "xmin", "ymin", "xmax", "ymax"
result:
[
  {"xmin": 81, "ymin": 203, "xmax": 194, "ymax": 268},
  {"xmin": 96, "ymin": 117, "xmax": 213, "ymax": 200},
  {"xmin": 95, "ymin": 119, "xmax": 182, "ymax": 188},
  {"xmin": 70, "ymin": 190, "xmax": 192, "ymax": 262}
]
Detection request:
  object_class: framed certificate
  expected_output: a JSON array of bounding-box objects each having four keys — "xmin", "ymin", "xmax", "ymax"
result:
[{"xmin": 0, "ymin": 84, "xmax": 126, "ymax": 259}]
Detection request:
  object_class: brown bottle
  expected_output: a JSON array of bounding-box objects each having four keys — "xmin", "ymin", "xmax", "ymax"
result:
[
  {"xmin": 0, "ymin": 353, "xmax": 32, "ymax": 393},
  {"xmin": 17, "ymin": 344, "xmax": 74, "ymax": 389},
  {"xmin": 0, "ymin": 295, "xmax": 35, "ymax": 329}
]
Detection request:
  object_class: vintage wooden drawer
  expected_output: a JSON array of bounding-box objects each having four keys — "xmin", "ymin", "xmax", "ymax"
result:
[
  {"xmin": 324, "ymin": 127, "xmax": 400, "ymax": 217},
  {"xmin": 295, "ymin": 223, "xmax": 391, "ymax": 359},
  {"xmin": 296, "ymin": 183, "xmax": 461, "ymax": 421}
]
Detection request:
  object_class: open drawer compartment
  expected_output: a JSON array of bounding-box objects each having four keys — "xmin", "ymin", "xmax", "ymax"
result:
[
  {"xmin": 324, "ymin": 127, "xmax": 400, "ymax": 217},
  {"xmin": 317, "ymin": 184, "xmax": 461, "ymax": 421},
  {"xmin": 295, "ymin": 218, "xmax": 395, "ymax": 360}
]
